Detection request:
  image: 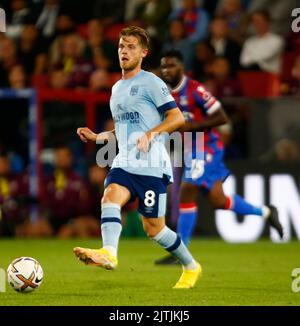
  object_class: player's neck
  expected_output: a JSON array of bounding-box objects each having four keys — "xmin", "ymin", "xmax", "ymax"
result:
[
  {"xmin": 172, "ymin": 75, "xmax": 186, "ymax": 91},
  {"xmin": 122, "ymin": 66, "xmax": 142, "ymax": 80}
]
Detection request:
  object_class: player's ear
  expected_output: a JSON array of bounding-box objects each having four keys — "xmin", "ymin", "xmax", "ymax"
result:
[{"xmin": 142, "ymin": 48, "xmax": 148, "ymax": 58}]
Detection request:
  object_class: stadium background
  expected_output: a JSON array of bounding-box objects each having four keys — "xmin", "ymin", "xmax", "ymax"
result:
[{"xmin": 0, "ymin": 0, "xmax": 299, "ymax": 242}]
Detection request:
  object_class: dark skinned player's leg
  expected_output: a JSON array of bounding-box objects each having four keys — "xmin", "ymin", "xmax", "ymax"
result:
[
  {"xmin": 207, "ymin": 180, "xmax": 284, "ymax": 238},
  {"xmin": 207, "ymin": 181, "xmax": 227, "ymax": 209}
]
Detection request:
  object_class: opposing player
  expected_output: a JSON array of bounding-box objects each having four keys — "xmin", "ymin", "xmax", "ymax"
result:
[
  {"xmin": 156, "ymin": 49, "xmax": 284, "ymax": 264},
  {"xmin": 73, "ymin": 27, "xmax": 201, "ymax": 288}
]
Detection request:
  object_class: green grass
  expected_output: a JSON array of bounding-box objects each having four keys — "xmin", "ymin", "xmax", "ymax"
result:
[{"xmin": 0, "ymin": 239, "xmax": 300, "ymax": 306}]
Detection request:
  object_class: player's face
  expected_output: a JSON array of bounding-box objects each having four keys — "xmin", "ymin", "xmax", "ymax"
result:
[
  {"xmin": 118, "ymin": 36, "xmax": 147, "ymax": 71},
  {"xmin": 160, "ymin": 57, "xmax": 183, "ymax": 86}
]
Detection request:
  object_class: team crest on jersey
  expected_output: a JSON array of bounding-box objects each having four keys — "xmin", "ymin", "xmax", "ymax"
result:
[{"xmin": 130, "ymin": 85, "xmax": 139, "ymax": 96}]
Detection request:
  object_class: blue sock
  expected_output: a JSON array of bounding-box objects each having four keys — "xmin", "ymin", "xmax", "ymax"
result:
[
  {"xmin": 177, "ymin": 203, "xmax": 198, "ymax": 246},
  {"xmin": 152, "ymin": 226, "xmax": 195, "ymax": 267},
  {"xmin": 101, "ymin": 203, "xmax": 122, "ymax": 256},
  {"xmin": 227, "ymin": 195, "xmax": 263, "ymax": 216}
]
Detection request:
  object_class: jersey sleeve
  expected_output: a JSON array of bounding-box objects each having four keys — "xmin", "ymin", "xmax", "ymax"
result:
[
  {"xmin": 193, "ymin": 84, "xmax": 221, "ymax": 115},
  {"xmin": 147, "ymin": 76, "xmax": 177, "ymax": 114}
]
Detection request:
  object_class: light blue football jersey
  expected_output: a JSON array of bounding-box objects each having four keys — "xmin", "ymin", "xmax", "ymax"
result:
[{"xmin": 110, "ymin": 70, "xmax": 177, "ymax": 180}]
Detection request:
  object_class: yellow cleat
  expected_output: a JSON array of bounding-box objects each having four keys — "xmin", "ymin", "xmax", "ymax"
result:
[
  {"xmin": 73, "ymin": 247, "xmax": 118, "ymax": 270},
  {"xmin": 173, "ymin": 262, "xmax": 202, "ymax": 289}
]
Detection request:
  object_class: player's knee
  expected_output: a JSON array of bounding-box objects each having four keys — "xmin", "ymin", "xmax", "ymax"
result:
[
  {"xmin": 143, "ymin": 221, "xmax": 164, "ymax": 238},
  {"xmin": 180, "ymin": 184, "xmax": 198, "ymax": 203},
  {"xmin": 210, "ymin": 197, "xmax": 227, "ymax": 209}
]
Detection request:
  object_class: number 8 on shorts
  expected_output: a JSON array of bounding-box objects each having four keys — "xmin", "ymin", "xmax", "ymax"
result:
[{"xmin": 144, "ymin": 190, "xmax": 156, "ymax": 207}]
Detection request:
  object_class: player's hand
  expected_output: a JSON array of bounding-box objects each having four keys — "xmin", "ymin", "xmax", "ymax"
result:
[
  {"xmin": 77, "ymin": 127, "xmax": 97, "ymax": 143},
  {"xmin": 95, "ymin": 131, "xmax": 113, "ymax": 143},
  {"xmin": 136, "ymin": 132, "xmax": 153, "ymax": 153}
]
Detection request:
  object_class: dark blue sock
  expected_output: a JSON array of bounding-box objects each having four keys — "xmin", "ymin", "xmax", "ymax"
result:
[
  {"xmin": 177, "ymin": 204, "xmax": 198, "ymax": 246},
  {"xmin": 229, "ymin": 194, "xmax": 263, "ymax": 216}
]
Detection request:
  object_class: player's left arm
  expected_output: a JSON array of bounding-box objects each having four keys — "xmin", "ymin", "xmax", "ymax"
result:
[{"xmin": 137, "ymin": 107, "xmax": 185, "ymax": 152}]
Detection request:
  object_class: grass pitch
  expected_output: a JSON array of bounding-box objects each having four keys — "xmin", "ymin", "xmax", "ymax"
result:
[{"xmin": 0, "ymin": 238, "xmax": 299, "ymax": 306}]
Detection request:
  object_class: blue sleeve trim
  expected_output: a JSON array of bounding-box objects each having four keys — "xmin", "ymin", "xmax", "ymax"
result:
[{"xmin": 157, "ymin": 101, "xmax": 177, "ymax": 114}]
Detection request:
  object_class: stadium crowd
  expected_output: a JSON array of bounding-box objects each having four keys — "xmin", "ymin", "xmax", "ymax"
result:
[
  {"xmin": 0, "ymin": 0, "xmax": 299, "ymax": 93},
  {"xmin": 0, "ymin": 0, "xmax": 299, "ymax": 237}
]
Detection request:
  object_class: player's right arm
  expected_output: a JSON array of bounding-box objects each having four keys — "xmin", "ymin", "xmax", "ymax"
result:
[{"xmin": 77, "ymin": 127, "xmax": 115, "ymax": 143}]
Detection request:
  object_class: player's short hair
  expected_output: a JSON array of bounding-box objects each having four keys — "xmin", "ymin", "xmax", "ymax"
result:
[
  {"xmin": 119, "ymin": 26, "xmax": 150, "ymax": 49},
  {"xmin": 251, "ymin": 9, "xmax": 271, "ymax": 22},
  {"xmin": 161, "ymin": 49, "xmax": 184, "ymax": 63}
]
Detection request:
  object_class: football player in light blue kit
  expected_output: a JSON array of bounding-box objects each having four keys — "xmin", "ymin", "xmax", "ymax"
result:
[{"xmin": 74, "ymin": 26, "xmax": 201, "ymax": 289}]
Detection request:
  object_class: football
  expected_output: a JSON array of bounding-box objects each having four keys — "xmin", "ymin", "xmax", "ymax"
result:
[{"xmin": 7, "ymin": 257, "xmax": 44, "ymax": 293}]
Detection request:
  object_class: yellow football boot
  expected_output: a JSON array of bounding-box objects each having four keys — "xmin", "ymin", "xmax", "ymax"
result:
[
  {"xmin": 173, "ymin": 262, "xmax": 202, "ymax": 289},
  {"xmin": 73, "ymin": 247, "xmax": 118, "ymax": 270}
]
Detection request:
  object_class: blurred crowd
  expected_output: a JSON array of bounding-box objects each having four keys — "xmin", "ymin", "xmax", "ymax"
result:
[
  {"xmin": 1, "ymin": 0, "xmax": 300, "ymax": 237},
  {"xmin": 0, "ymin": 145, "xmax": 139, "ymax": 237},
  {"xmin": 0, "ymin": 0, "xmax": 299, "ymax": 95}
]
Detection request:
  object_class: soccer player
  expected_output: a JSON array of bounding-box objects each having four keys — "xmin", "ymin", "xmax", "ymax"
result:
[
  {"xmin": 73, "ymin": 27, "xmax": 201, "ymax": 289},
  {"xmin": 155, "ymin": 49, "xmax": 284, "ymax": 265}
]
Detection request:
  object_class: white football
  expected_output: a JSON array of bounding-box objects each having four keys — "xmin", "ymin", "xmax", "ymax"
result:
[{"xmin": 7, "ymin": 257, "xmax": 43, "ymax": 293}]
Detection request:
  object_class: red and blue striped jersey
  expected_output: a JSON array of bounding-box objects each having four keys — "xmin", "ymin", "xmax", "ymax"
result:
[{"xmin": 171, "ymin": 76, "xmax": 223, "ymax": 154}]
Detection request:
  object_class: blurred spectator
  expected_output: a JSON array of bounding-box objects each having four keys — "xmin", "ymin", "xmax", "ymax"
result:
[
  {"xmin": 275, "ymin": 139, "xmax": 300, "ymax": 162},
  {"xmin": 240, "ymin": 10, "xmax": 284, "ymax": 74},
  {"xmin": 0, "ymin": 150, "xmax": 29, "ymax": 236},
  {"xmin": 171, "ymin": 0, "xmax": 184, "ymax": 10},
  {"xmin": 49, "ymin": 69, "xmax": 68, "ymax": 89},
  {"xmin": 290, "ymin": 55, "xmax": 300, "ymax": 96},
  {"xmin": 8, "ymin": 65, "xmax": 27, "ymax": 89},
  {"xmin": 125, "ymin": 0, "xmax": 146, "ymax": 21},
  {"xmin": 48, "ymin": 15, "xmax": 77, "ymax": 65},
  {"xmin": 17, "ymin": 24, "xmax": 47, "ymax": 75},
  {"xmin": 206, "ymin": 57, "xmax": 241, "ymax": 97},
  {"xmin": 247, "ymin": 0, "xmax": 296, "ymax": 35},
  {"xmin": 216, "ymin": 0, "xmax": 249, "ymax": 44},
  {"xmin": 54, "ymin": 14, "xmax": 76, "ymax": 37},
  {"xmin": 261, "ymin": 138, "xmax": 300, "ymax": 163},
  {"xmin": 193, "ymin": 40, "xmax": 215, "ymax": 82},
  {"xmin": 52, "ymin": 33, "xmax": 93, "ymax": 88},
  {"xmin": 36, "ymin": 0, "xmax": 61, "ymax": 41},
  {"xmin": 163, "ymin": 19, "xmax": 195, "ymax": 72},
  {"xmin": 0, "ymin": 37, "xmax": 19, "ymax": 87},
  {"xmin": 208, "ymin": 16, "xmax": 241, "ymax": 75},
  {"xmin": 89, "ymin": 69, "xmax": 111, "ymax": 91},
  {"xmin": 169, "ymin": 0, "xmax": 210, "ymax": 43},
  {"xmin": 6, "ymin": 0, "xmax": 31, "ymax": 39},
  {"xmin": 93, "ymin": 0, "xmax": 126, "ymax": 26},
  {"xmin": 83, "ymin": 19, "xmax": 118, "ymax": 72},
  {"xmin": 133, "ymin": 0, "xmax": 172, "ymax": 41},
  {"xmin": 40, "ymin": 147, "xmax": 93, "ymax": 237}
]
